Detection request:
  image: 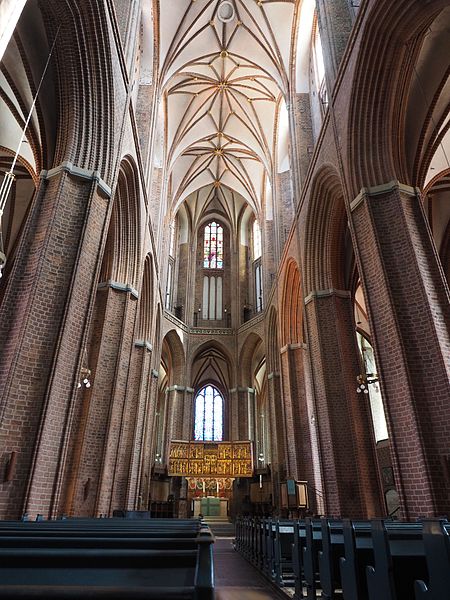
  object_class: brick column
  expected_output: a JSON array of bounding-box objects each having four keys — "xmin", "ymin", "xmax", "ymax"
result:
[
  {"xmin": 123, "ymin": 342, "xmax": 153, "ymax": 510},
  {"xmin": 69, "ymin": 284, "xmax": 138, "ymax": 516},
  {"xmin": 182, "ymin": 387, "xmax": 194, "ymax": 441},
  {"xmin": 291, "ymin": 94, "xmax": 314, "ymax": 190},
  {"xmin": 315, "ymin": 0, "xmax": 352, "ymax": 90},
  {"xmin": 280, "ymin": 344, "xmax": 315, "ymax": 486},
  {"xmin": 139, "ymin": 371, "xmax": 160, "ymax": 509},
  {"xmin": 305, "ymin": 289, "xmax": 382, "ymax": 518},
  {"xmin": 165, "ymin": 385, "xmax": 186, "ymax": 457},
  {"xmin": 350, "ymin": 181, "xmax": 450, "ymax": 518},
  {"xmin": 267, "ymin": 372, "xmax": 286, "ymax": 509},
  {"xmin": 0, "ymin": 165, "xmax": 112, "ymax": 519},
  {"xmin": 236, "ymin": 387, "xmax": 251, "ymax": 440},
  {"xmin": 229, "ymin": 388, "xmax": 239, "ymax": 440},
  {"xmin": 98, "ymin": 288, "xmax": 139, "ymax": 515},
  {"xmin": 176, "ymin": 243, "xmax": 190, "ymax": 322}
]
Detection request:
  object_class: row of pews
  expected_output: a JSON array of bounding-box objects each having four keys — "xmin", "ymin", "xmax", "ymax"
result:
[
  {"xmin": 0, "ymin": 516, "xmax": 215, "ymax": 599},
  {"xmin": 235, "ymin": 516, "xmax": 450, "ymax": 600}
]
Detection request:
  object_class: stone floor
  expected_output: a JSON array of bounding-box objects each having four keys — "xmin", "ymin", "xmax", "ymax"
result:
[{"xmin": 213, "ymin": 538, "xmax": 288, "ymax": 599}]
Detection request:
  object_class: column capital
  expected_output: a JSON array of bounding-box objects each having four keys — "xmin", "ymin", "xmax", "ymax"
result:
[
  {"xmin": 304, "ymin": 289, "xmax": 351, "ymax": 305},
  {"xmin": 98, "ymin": 280, "xmax": 139, "ymax": 298},
  {"xmin": 134, "ymin": 340, "xmax": 153, "ymax": 352},
  {"xmin": 351, "ymin": 180, "xmax": 419, "ymax": 212},
  {"xmin": 41, "ymin": 161, "xmax": 111, "ymax": 198},
  {"xmin": 280, "ymin": 342, "xmax": 307, "ymax": 354},
  {"xmin": 167, "ymin": 385, "xmax": 188, "ymax": 392}
]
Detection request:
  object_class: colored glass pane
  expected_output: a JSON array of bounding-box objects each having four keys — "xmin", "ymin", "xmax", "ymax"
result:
[
  {"xmin": 193, "ymin": 385, "xmax": 224, "ymax": 441},
  {"xmin": 203, "ymin": 222, "xmax": 223, "ymax": 269}
]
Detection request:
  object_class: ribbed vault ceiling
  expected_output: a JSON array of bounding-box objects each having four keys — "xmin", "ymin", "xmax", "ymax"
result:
[{"xmin": 158, "ymin": 0, "xmax": 296, "ymax": 215}]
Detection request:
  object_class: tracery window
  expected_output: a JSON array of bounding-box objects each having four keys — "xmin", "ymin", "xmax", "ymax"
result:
[
  {"xmin": 203, "ymin": 222, "xmax": 223, "ymax": 269},
  {"xmin": 194, "ymin": 385, "xmax": 223, "ymax": 441}
]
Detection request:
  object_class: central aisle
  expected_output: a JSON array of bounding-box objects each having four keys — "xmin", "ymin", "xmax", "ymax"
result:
[{"xmin": 214, "ymin": 538, "xmax": 287, "ymax": 599}]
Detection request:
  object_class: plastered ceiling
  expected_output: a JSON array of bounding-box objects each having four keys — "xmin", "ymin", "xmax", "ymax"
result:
[{"xmin": 158, "ymin": 0, "xmax": 296, "ymax": 216}]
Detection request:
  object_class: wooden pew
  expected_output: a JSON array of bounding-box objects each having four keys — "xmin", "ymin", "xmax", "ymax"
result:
[
  {"xmin": 339, "ymin": 519, "xmax": 373, "ymax": 600},
  {"xmin": 366, "ymin": 520, "xmax": 427, "ymax": 600},
  {"xmin": 235, "ymin": 516, "xmax": 450, "ymax": 600},
  {"xmin": 273, "ymin": 520, "xmax": 295, "ymax": 586},
  {"xmin": 415, "ymin": 520, "xmax": 450, "ymax": 600},
  {"xmin": 0, "ymin": 518, "xmax": 214, "ymax": 600},
  {"xmin": 318, "ymin": 518, "xmax": 344, "ymax": 599}
]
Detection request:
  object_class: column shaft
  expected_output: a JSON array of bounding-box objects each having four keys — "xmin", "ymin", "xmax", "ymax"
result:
[
  {"xmin": 305, "ymin": 290, "xmax": 382, "ymax": 517},
  {"xmin": 351, "ymin": 182, "xmax": 450, "ymax": 517},
  {"xmin": 0, "ymin": 170, "xmax": 111, "ymax": 519}
]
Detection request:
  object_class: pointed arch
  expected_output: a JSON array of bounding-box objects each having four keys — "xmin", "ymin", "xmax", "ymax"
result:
[
  {"xmin": 239, "ymin": 332, "xmax": 264, "ymax": 385},
  {"xmin": 136, "ymin": 254, "xmax": 154, "ymax": 341},
  {"xmin": 347, "ymin": 0, "xmax": 449, "ymax": 192},
  {"xmin": 281, "ymin": 259, "xmax": 303, "ymax": 347},
  {"xmin": 303, "ymin": 165, "xmax": 349, "ymax": 296},
  {"xmin": 267, "ymin": 306, "xmax": 280, "ymax": 374},
  {"xmin": 100, "ymin": 156, "xmax": 142, "ymax": 288},
  {"xmin": 161, "ymin": 329, "xmax": 185, "ymax": 385}
]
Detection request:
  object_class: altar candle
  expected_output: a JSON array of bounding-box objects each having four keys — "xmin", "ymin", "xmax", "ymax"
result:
[
  {"xmin": 259, "ymin": 474, "xmax": 263, "ymax": 489},
  {"xmin": 202, "ymin": 481, "xmax": 205, "ymax": 494},
  {"xmin": 216, "ymin": 481, "xmax": 219, "ymax": 495}
]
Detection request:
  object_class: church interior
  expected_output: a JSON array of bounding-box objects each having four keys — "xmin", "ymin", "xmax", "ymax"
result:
[{"xmin": 0, "ymin": 1, "xmax": 450, "ymax": 595}]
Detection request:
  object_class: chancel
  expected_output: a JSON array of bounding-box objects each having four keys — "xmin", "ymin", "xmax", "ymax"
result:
[{"xmin": 0, "ymin": 0, "xmax": 449, "ymax": 598}]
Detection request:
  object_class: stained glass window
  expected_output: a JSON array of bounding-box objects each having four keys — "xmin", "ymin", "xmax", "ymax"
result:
[
  {"xmin": 203, "ymin": 222, "xmax": 223, "ymax": 269},
  {"xmin": 194, "ymin": 385, "xmax": 223, "ymax": 441}
]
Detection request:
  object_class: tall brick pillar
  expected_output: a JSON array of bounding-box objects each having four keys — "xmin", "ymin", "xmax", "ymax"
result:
[
  {"xmin": 122, "ymin": 342, "xmax": 153, "ymax": 510},
  {"xmin": 0, "ymin": 166, "xmax": 112, "ymax": 519},
  {"xmin": 182, "ymin": 387, "xmax": 194, "ymax": 441},
  {"xmin": 305, "ymin": 289, "xmax": 382, "ymax": 518},
  {"xmin": 350, "ymin": 181, "xmax": 450, "ymax": 518},
  {"xmin": 229, "ymin": 388, "xmax": 239, "ymax": 440},
  {"xmin": 267, "ymin": 372, "xmax": 286, "ymax": 509},
  {"xmin": 176, "ymin": 243, "xmax": 190, "ymax": 322},
  {"xmin": 165, "ymin": 386, "xmax": 186, "ymax": 457},
  {"xmin": 234, "ymin": 387, "xmax": 254, "ymax": 441},
  {"xmin": 140, "ymin": 371, "xmax": 160, "ymax": 509},
  {"xmin": 315, "ymin": 0, "xmax": 352, "ymax": 90},
  {"xmin": 70, "ymin": 284, "xmax": 138, "ymax": 516},
  {"xmin": 164, "ymin": 385, "xmax": 187, "ymax": 512},
  {"xmin": 280, "ymin": 344, "xmax": 315, "ymax": 487},
  {"xmin": 291, "ymin": 95, "xmax": 314, "ymax": 190}
]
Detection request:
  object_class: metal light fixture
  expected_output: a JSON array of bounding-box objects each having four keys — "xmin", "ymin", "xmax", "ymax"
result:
[
  {"xmin": 77, "ymin": 366, "xmax": 91, "ymax": 389},
  {"xmin": 356, "ymin": 372, "xmax": 378, "ymax": 394},
  {"xmin": 77, "ymin": 347, "xmax": 92, "ymax": 389}
]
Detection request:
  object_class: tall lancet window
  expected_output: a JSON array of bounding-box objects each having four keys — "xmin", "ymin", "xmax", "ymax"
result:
[
  {"xmin": 203, "ymin": 222, "xmax": 223, "ymax": 269},
  {"xmin": 253, "ymin": 219, "xmax": 263, "ymax": 313},
  {"xmin": 253, "ymin": 220, "xmax": 262, "ymax": 259},
  {"xmin": 194, "ymin": 385, "xmax": 223, "ymax": 441}
]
